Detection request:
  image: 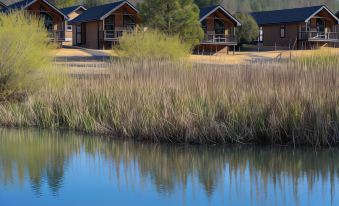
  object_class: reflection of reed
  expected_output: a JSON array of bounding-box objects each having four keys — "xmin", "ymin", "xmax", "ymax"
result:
[{"xmin": 0, "ymin": 129, "xmax": 338, "ymax": 204}]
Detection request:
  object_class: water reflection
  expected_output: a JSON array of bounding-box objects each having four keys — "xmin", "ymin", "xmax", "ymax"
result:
[{"xmin": 0, "ymin": 129, "xmax": 338, "ymax": 205}]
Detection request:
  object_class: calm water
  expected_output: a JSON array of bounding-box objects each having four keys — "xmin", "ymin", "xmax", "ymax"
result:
[{"xmin": 0, "ymin": 129, "xmax": 339, "ymax": 206}]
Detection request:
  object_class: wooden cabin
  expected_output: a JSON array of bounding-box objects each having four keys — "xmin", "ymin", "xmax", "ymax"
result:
[
  {"xmin": 69, "ymin": 0, "xmax": 139, "ymax": 50},
  {"xmin": 60, "ymin": 5, "xmax": 86, "ymax": 43},
  {"xmin": 251, "ymin": 5, "xmax": 339, "ymax": 50},
  {"xmin": 0, "ymin": 0, "xmax": 68, "ymax": 42},
  {"xmin": 195, "ymin": 5, "xmax": 241, "ymax": 54}
]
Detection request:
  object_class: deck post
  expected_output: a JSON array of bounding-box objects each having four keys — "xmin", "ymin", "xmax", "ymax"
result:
[{"xmin": 233, "ymin": 45, "xmax": 235, "ymax": 55}]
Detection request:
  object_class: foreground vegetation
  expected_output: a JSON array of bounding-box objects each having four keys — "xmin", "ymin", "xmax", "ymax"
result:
[
  {"xmin": 0, "ymin": 11, "xmax": 52, "ymax": 101},
  {"xmin": 1, "ymin": 50, "xmax": 339, "ymax": 146}
]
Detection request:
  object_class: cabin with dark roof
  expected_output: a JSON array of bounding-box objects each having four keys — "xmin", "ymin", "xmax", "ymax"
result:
[
  {"xmin": 0, "ymin": 0, "xmax": 68, "ymax": 42},
  {"xmin": 196, "ymin": 5, "xmax": 241, "ymax": 54},
  {"xmin": 251, "ymin": 5, "xmax": 339, "ymax": 50},
  {"xmin": 60, "ymin": 5, "xmax": 86, "ymax": 43},
  {"xmin": 69, "ymin": 0, "xmax": 139, "ymax": 49}
]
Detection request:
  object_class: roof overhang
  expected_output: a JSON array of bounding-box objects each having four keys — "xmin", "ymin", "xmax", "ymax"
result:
[
  {"xmin": 22, "ymin": 0, "xmax": 69, "ymax": 20},
  {"xmin": 100, "ymin": 1, "xmax": 138, "ymax": 20},
  {"xmin": 65, "ymin": 5, "xmax": 87, "ymax": 15},
  {"xmin": 200, "ymin": 5, "xmax": 241, "ymax": 26},
  {"xmin": 305, "ymin": 5, "xmax": 339, "ymax": 24},
  {"xmin": 0, "ymin": 1, "xmax": 7, "ymax": 8}
]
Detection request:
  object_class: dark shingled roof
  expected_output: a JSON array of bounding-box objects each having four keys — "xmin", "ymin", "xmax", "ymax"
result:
[
  {"xmin": 199, "ymin": 5, "xmax": 218, "ymax": 19},
  {"xmin": 60, "ymin": 5, "xmax": 85, "ymax": 16},
  {"xmin": 251, "ymin": 5, "xmax": 328, "ymax": 25},
  {"xmin": 3, "ymin": 0, "xmax": 33, "ymax": 10},
  {"xmin": 1, "ymin": 0, "xmax": 68, "ymax": 19},
  {"xmin": 70, "ymin": 0, "xmax": 134, "ymax": 24},
  {"xmin": 336, "ymin": 11, "xmax": 339, "ymax": 17},
  {"xmin": 0, "ymin": 1, "xmax": 7, "ymax": 7}
]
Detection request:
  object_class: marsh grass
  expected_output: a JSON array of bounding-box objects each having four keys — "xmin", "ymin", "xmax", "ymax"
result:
[{"xmin": 0, "ymin": 53, "xmax": 339, "ymax": 146}]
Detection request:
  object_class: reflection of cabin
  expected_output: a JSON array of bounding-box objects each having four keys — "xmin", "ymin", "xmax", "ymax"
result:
[
  {"xmin": 0, "ymin": 0, "xmax": 68, "ymax": 42},
  {"xmin": 196, "ymin": 5, "xmax": 241, "ymax": 54},
  {"xmin": 69, "ymin": 0, "xmax": 139, "ymax": 49},
  {"xmin": 60, "ymin": 5, "xmax": 86, "ymax": 43},
  {"xmin": 251, "ymin": 5, "xmax": 339, "ymax": 50}
]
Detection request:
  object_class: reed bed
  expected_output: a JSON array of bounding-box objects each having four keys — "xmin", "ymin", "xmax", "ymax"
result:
[{"xmin": 0, "ymin": 54, "xmax": 339, "ymax": 146}]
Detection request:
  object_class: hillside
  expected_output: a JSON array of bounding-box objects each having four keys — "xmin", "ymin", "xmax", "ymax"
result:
[{"xmin": 1, "ymin": 0, "xmax": 339, "ymax": 13}]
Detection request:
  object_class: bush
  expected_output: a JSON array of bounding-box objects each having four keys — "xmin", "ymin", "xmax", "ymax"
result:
[
  {"xmin": 114, "ymin": 30, "xmax": 190, "ymax": 61},
  {"xmin": 235, "ymin": 13, "xmax": 259, "ymax": 44},
  {"xmin": 0, "ymin": 11, "xmax": 52, "ymax": 101}
]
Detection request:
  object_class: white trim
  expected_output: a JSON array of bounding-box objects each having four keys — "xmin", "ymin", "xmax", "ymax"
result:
[
  {"xmin": 200, "ymin": 5, "xmax": 241, "ymax": 26},
  {"xmin": 100, "ymin": 1, "xmax": 139, "ymax": 20},
  {"xmin": 305, "ymin": 6, "xmax": 339, "ymax": 24},
  {"xmin": 24, "ymin": 0, "xmax": 69, "ymax": 20}
]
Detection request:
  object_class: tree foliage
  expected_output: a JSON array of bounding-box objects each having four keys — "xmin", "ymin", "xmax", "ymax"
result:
[
  {"xmin": 193, "ymin": 0, "xmax": 222, "ymax": 8},
  {"xmin": 139, "ymin": 0, "xmax": 204, "ymax": 46},
  {"xmin": 235, "ymin": 13, "xmax": 258, "ymax": 44}
]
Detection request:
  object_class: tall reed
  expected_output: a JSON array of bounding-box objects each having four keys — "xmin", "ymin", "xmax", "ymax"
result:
[{"xmin": 0, "ymin": 53, "xmax": 338, "ymax": 146}]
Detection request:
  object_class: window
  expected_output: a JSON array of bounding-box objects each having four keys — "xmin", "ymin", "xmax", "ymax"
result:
[
  {"xmin": 40, "ymin": 12, "xmax": 53, "ymax": 32},
  {"xmin": 214, "ymin": 19, "xmax": 225, "ymax": 35},
  {"xmin": 104, "ymin": 15, "xmax": 115, "ymax": 31},
  {"xmin": 67, "ymin": 25, "xmax": 72, "ymax": 31},
  {"xmin": 123, "ymin": 15, "xmax": 136, "ymax": 29},
  {"xmin": 280, "ymin": 25, "xmax": 285, "ymax": 38},
  {"xmin": 316, "ymin": 18, "xmax": 325, "ymax": 32},
  {"xmin": 259, "ymin": 27, "xmax": 263, "ymax": 42},
  {"xmin": 201, "ymin": 20, "xmax": 207, "ymax": 33}
]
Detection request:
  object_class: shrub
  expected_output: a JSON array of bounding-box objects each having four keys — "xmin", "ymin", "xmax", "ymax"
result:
[
  {"xmin": 0, "ymin": 11, "xmax": 52, "ymax": 101},
  {"xmin": 235, "ymin": 13, "xmax": 259, "ymax": 45},
  {"xmin": 114, "ymin": 30, "xmax": 190, "ymax": 61}
]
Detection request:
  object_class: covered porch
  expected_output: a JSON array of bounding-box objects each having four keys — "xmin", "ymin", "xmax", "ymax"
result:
[
  {"xmin": 200, "ymin": 8, "xmax": 238, "ymax": 45},
  {"xmin": 101, "ymin": 3, "xmax": 139, "ymax": 45},
  {"xmin": 298, "ymin": 8, "xmax": 339, "ymax": 43}
]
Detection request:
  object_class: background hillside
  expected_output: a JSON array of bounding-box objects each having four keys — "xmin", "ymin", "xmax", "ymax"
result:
[
  {"xmin": 2, "ymin": 0, "xmax": 339, "ymax": 13},
  {"xmin": 53, "ymin": 0, "xmax": 339, "ymax": 12}
]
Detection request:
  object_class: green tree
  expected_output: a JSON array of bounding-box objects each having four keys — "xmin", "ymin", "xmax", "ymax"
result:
[
  {"xmin": 139, "ymin": 0, "xmax": 204, "ymax": 46},
  {"xmin": 194, "ymin": 0, "xmax": 222, "ymax": 8},
  {"xmin": 234, "ymin": 13, "xmax": 258, "ymax": 44}
]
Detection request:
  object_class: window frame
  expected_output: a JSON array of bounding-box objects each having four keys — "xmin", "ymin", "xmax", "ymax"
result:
[
  {"xmin": 280, "ymin": 25, "xmax": 286, "ymax": 38},
  {"xmin": 66, "ymin": 25, "xmax": 72, "ymax": 32},
  {"xmin": 259, "ymin": 27, "xmax": 263, "ymax": 42}
]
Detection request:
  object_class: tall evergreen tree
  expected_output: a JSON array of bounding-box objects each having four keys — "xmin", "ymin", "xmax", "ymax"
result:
[
  {"xmin": 194, "ymin": 0, "xmax": 222, "ymax": 8},
  {"xmin": 139, "ymin": 0, "xmax": 204, "ymax": 46}
]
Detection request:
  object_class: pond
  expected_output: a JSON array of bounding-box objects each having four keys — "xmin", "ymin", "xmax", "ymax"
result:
[{"xmin": 0, "ymin": 129, "xmax": 338, "ymax": 206}]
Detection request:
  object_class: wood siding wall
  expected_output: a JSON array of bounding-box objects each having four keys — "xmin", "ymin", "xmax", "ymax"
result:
[
  {"xmin": 65, "ymin": 8, "xmax": 85, "ymax": 41},
  {"xmin": 26, "ymin": 0, "xmax": 64, "ymax": 31},
  {"xmin": 262, "ymin": 24, "xmax": 298, "ymax": 47}
]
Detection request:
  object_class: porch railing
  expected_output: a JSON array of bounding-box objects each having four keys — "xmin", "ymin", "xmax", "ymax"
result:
[
  {"xmin": 299, "ymin": 31, "xmax": 339, "ymax": 41},
  {"xmin": 48, "ymin": 30, "xmax": 65, "ymax": 42},
  {"xmin": 103, "ymin": 27, "xmax": 135, "ymax": 41},
  {"xmin": 202, "ymin": 34, "xmax": 237, "ymax": 44}
]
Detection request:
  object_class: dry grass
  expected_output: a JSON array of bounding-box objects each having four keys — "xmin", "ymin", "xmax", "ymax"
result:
[{"xmin": 1, "ymin": 50, "xmax": 339, "ymax": 146}]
